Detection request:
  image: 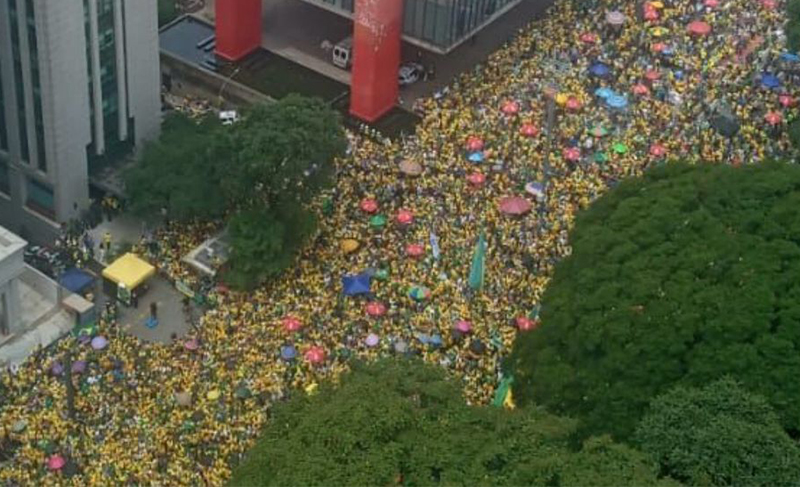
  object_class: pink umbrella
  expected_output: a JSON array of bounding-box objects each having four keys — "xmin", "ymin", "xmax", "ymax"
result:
[
  {"xmin": 761, "ymin": 0, "xmax": 776, "ymax": 9},
  {"xmin": 520, "ymin": 123, "xmax": 539, "ymax": 137},
  {"xmin": 516, "ymin": 316, "xmax": 539, "ymax": 332},
  {"xmin": 765, "ymin": 111, "xmax": 783, "ymax": 125},
  {"xmin": 47, "ymin": 454, "xmax": 66, "ymax": 471},
  {"xmin": 687, "ymin": 21, "xmax": 711, "ymax": 36},
  {"xmin": 467, "ymin": 172, "xmax": 486, "ymax": 187},
  {"xmin": 366, "ymin": 301, "xmax": 387, "ymax": 317},
  {"xmin": 632, "ymin": 84, "xmax": 650, "ymax": 96},
  {"xmin": 304, "ymin": 346, "xmax": 326, "ymax": 365},
  {"xmin": 498, "ymin": 196, "xmax": 533, "ymax": 216},
  {"xmin": 644, "ymin": 8, "xmax": 659, "ymax": 21},
  {"xmin": 454, "ymin": 320, "xmax": 473, "ymax": 334},
  {"xmin": 396, "ymin": 209, "xmax": 414, "ymax": 225},
  {"xmin": 649, "ymin": 143, "xmax": 667, "ymax": 157},
  {"xmin": 365, "ymin": 333, "xmax": 380, "ymax": 347},
  {"xmin": 406, "ymin": 243, "xmax": 425, "ymax": 258},
  {"xmin": 184, "ymin": 338, "xmax": 200, "ymax": 351},
  {"xmin": 580, "ymin": 32, "xmax": 597, "ymax": 44},
  {"xmin": 466, "ymin": 136, "xmax": 484, "ymax": 152},
  {"xmin": 360, "ymin": 198, "xmax": 378, "ymax": 213},
  {"xmin": 704, "ymin": 0, "xmax": 719, "ymax": 7},
  {"xmin": 779, "ymin": 94, "xmax": 796, "ymax": 108},
  {"xmin": 645, "ymin": 69, "xmax": 661, "ymax": 82},
  {"xmin": 282, "ymin": 316, "xmax": 302, "ymax": 333},
  {"xmin": 565, "ymin": 97, "xmax": 582, "ymax": 111},
  {"xmin": 501, "ymin": 100, "xmax": 520, "ymax": 115},
  {"xmin": 562, "ymin": 147, "xmax": 581, "ymax": 161},
  {"xmin": 651, "ymin": 42, "xmax": 667, "ymax": 53}
]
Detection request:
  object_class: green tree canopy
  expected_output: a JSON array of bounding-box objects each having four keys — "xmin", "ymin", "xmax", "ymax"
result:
[
  {"xmin": 635, "ymin": 378, "xmax": 800, "ymax": 486},
  {"xmin": 510, "ymin": 162, "xmax": 800, "ymax": 440},
  {"xmin": 229, "ymin": 360, "xmax": 672, "ymax": 487},
  {"xmin": 125, "ymin": 113, "xmax": 227, "ymax": 222}
]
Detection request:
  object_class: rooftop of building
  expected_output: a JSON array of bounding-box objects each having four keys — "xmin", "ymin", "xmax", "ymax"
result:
[{"xmin": 0, "ymin": 226, "xmax": 27, "ymax": 262}]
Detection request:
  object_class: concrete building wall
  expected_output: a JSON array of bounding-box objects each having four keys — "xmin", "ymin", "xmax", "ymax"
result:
[{"xmin": 123, "ymin": 0, "xmax": 162, "ymax": 147}]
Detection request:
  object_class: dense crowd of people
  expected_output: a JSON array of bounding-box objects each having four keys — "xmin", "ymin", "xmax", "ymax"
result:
[{"xmin": 1, "ymin": 0, "xmax": 797, "ymax": 484}]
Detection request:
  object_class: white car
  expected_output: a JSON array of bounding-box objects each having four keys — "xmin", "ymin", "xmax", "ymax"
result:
[
  {"xmin": 219, "ymin": 110, "xmax": 239, "ymax": 126},
  {"xmin": 398, "ymin": 63, "xmax": 424, "ymax": 86}
]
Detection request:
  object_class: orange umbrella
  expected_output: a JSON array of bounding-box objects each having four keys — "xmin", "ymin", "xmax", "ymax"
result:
[
  {"xmin": 396, "ymin": 209, "xmax": 414, "ymax": 225},
  {"xmin": 498, "ymin": 196, "xmax": 532, "ymax": 216},
  {"xmin": 360, "ymin": 198, "xmax": 378, "ymax": 213},
  {"xmin": 520, "ymin": 123, "xmax": 539, "ymax": 137}
]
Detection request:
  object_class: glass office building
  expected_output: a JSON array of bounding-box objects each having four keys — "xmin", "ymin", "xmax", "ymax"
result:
[{"xmin": 309, "ymin": 0, "xmax": 521, "ymax": 52}]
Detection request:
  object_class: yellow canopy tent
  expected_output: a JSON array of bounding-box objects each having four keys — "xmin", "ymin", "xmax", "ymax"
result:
[{"xmin": 102, "ymin": 253, "xmax": 155, "ymax": 290}]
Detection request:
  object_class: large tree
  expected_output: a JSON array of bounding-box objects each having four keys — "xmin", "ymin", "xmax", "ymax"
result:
[
  {"xmin": 229, "ymin": 359, "xmax": 672, "ymax": 487},
  {"xmin": 125, "ymin": 113, "xmax": 228, "ymax": 222},
  {"xmin": 509, "ymin": 162, "xmax": 800, "ymax": 440},
  {"xmin": 635, "ymin": 379, "xmax": 800, "ymax": 486}
]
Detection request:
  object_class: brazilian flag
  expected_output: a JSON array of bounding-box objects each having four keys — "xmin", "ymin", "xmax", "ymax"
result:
[{"xmin": 469, "ymin": 232, "xmax": 487, "ymax": 292}]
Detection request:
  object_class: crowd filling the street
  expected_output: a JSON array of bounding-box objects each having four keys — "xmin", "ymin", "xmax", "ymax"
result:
[{"xmin": 1, "ymin": 0, "xmax": 797, "ymax": 485}]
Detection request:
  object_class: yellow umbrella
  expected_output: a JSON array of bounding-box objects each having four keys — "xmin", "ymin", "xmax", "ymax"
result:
[
  {"xmin": 650, "ymin": 1, "xmax": 664, "ymax": 8},
  {"xmin": 650, "ymin": 26, "xmax": 669, "ymax": 37},
  {"xmin": 341, "ymin": 239, "xmax": 360, "ymax": 254},
  {"xmin": 207, "ymin": 390, "xmax": 221, "ymax": 401},
  {"xmin": 555, "ymin": 93, "xmax": 568, "ymax": 105}
]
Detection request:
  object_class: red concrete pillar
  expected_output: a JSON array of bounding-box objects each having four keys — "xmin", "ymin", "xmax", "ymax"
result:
[
  {"xmin": 349, "ymin": 0, "xmax": 403, "ymax": 122},
  {"xmin": 215, "ymin": 0, "xmax": 262, "ymax": 61}
]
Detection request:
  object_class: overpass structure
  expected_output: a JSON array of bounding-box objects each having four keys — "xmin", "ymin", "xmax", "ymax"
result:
[{"xmin": 214, "ymin": 0, "xmax": 522, "ymax": 121}]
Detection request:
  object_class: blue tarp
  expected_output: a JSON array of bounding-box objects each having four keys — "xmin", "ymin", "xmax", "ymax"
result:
[
  {"xmin": 59, "ymin": 268, "xmax": 94, "ymax": 294},
  {"xmin": 342, "ymin": 272, "xmax": 372, "ymax": 296}
]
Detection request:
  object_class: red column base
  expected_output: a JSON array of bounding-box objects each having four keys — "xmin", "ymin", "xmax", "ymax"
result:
[
  {"xmin": 349, "ymin": 0, "xmax": 403, "ymax": 122},
  {"xmin": 215, "ymin": 0, "xmax": 262, "ymax": 62}
]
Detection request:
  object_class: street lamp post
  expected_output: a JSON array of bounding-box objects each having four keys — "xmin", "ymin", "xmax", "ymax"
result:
[{"xmin": 218, "ymin": 65, "xmax": 243, "ymax": 106}]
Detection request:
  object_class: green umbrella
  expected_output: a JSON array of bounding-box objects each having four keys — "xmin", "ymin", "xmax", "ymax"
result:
[
  {"xmin": 234, "ymin": 385, "xmax": 252, "ymax": 400},
  {"xmin": 588, "ymin": 125, "xmax": 608, "ymax": 137},
  {"xmin": 408, "ymin": 285, "xmax": 431, "ymax": 301},
  {"xmin": 594, "ymin": 152, "xmax": 608, "ymax": 164},
  {"xmin": 612, "ymin": 142, "xmax": 628, "ymax": 154},
  {"xmin": 369, "ymin": 215, "xmax": 387, "ymax": 229},
  {"xmin": 375, "ymin": 268, "xmax": 389, "ymax": 281},
  {"xmin": 468, "ymin": 233, "xmax": 487, "ymax": 292}
]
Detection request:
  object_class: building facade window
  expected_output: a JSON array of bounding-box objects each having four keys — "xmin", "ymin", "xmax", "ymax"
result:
[
  {"xmin": 8, "ymin": 0, "xmax": 30, "ymax": 163},
  {"xmin": 0, "ymin": 53, "xmax": 7, "ymax": 153},
  {"xmin": 25, "ymin": 176, "xmax": 55, "ymax": 219},
  {"xmin": 25, "ymin": 0, "xmax": 46, "ymax": 172}
]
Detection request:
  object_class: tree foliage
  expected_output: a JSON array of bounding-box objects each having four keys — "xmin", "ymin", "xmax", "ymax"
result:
[
  {"xmin": 229, "ymin": 360, "xmax": 672, "ymax": 487},
  {"xmin": 125, "ymin": 113, "xmax": 227, "ymax": 222},
  {"xmin": 635, "ymin": 378, "xmax": 800, "ymax": 486},
  {"xmin": 788, "ymin": 0, "xmax": 800, "ymax": 54},
  {"xmin": 510, "ymin": 162, "xmax": 800, "ymax": 440}
]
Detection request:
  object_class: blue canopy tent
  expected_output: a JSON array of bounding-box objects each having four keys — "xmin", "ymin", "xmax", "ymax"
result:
[
  {"xmin": 59, "ymin": 268, "xmax": 95, "ymax": 294},
  {"xmin": 342, "ymin": 272, "xmax": 372, "ymax": 296}
]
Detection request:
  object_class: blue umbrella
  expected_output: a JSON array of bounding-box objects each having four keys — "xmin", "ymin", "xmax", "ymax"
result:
[
  {"xmin": 589, "ymin": 62, "xmax": 610, "ymax": 78},
  {"xmin": 468, "ymin": 152, "xmax": 484, "ymax": 163},
  {"xmin": 605, "ymin": 95, "xmax": 628, "ymax": 109},
  {"xmin": 280, "ymin": 345, "xmax": 297, "ymax": 361},
  {"xmin": 674, "ymin": 69, "xmax": 684, "ymax": 80},
  {"xmin": 761, "ymin": 73, "xmax": 780, "ymax": 89},
  {"xmin": 781, "ymin": 52, "xmax": 800, "ymax": 62},
  {"xmin": 342, "ymin": 272, "xmax": 371, "ymax": 296},
  {"xmin": 594, "ymin": 87, "xmax": 614, "ymax": 98}
]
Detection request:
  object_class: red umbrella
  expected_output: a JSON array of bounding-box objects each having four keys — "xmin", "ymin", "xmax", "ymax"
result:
[
  {"xmin": 360, "ymin": 198, "xmax": 378, "ymax": 213},
  {"xmin": 704, "ymin": 0, "xmax": 719, "ymax": 7},
  {"xmin": 580, "ymin": 32, "xmax": 597, "ymax": 44},
  {"xmin": 466, "ymin": 136, "xmax": 484, "ymax": 152},
  {"xmin": 498, "ymin": 196, "xmax": 532, "ymax": 216},
  {"xmin": 501, "ymin": 100, "xmax": 520, "ymax": 115},
  {"xmin": 454, "ymin": 320, "xmax": 473, "ymax": 334},
  {"xmin": 467, "ymin": 172, "xmax": 486, "ymax": 187},
  {"xmin": 366, "ymin": 301, "xmax": 387, "ymax": 317},
  {"xmin": 565, "ymin": 97, "xmax": 582, "ymax": 111},
  {"xmin": 765, "ymin": 111, "xmax": 783, "ymax": 125},
  {"xmin": 520, "ymin": 123, "xmax": 539, "ymax": 137},
  {"xmin": 562, "ymin": 147, "xmax": 581, "ymax": 161},
  {"xmin": 644, "ymin": 8, "xmax": 659, "ymax": 21},
  {"xmin": 282, "ymin": 316, "xmax": 303, "ymax": 333},
  {"xmin": 687, "ymin": 21, "xmax": 711, "ymax": 36},
  {"xmin": 651, "ymin": 42, "xmax": 667, "ymax": 53},
  {"xmin": 406, "ymin": 243, "xmax": 425, "ymax": 258},
  {"xmin": 779, "ymin": 94, "xmax": 795, "ymax": 108},
  {"xmin": 47, "ymin": 454, "xmax": 66, "ymax": 471},
  {"xmin": 396, "ymin": 209, "xmax": 414, "ymax": 225},
  {"xmin": 304, "ymin": 346, "xmax": 326, "ymax": 365},
  {"xmin": 632, "ymin": 84, "xmax": 650, "ymax": 96},
  {"xmin": 644, "ymin": 69, "xmax": 661, "ymax": 82},
  {"xmin": 761, "ymin": 0, "xmax": 776, "ymax": 9},
  {"xmin": 649, "ymin": 143, "xmax": 667, "ymax": 157},
  {"xmin": 516, "ymin": 316, "xmax": 538, "ymax": 332}
]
